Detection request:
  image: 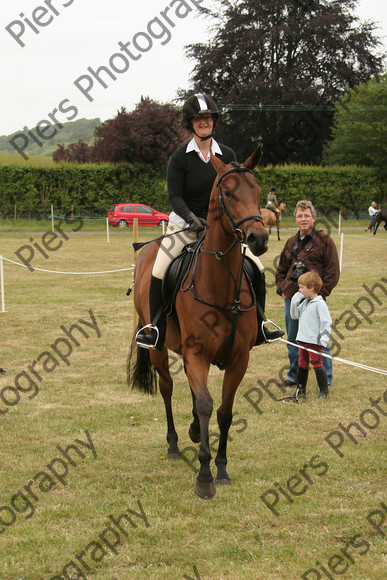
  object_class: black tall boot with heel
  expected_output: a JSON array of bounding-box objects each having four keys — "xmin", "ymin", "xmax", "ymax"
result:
[{"xmin": 136, "ymin": 275, "xmax": 167, "ymax": 350}]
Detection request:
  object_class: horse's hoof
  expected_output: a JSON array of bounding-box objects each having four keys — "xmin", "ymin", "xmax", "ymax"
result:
[
  {"xmin": 188, "ymin": 424, "xmax": 200, "ymax": 444},
  {"xmin": 167, "ymin": 451, "xmax": 181, "ymax": 461},
  {"xmin": 194, "ymin": 479, "xmax": 216, "ymax": 499},
  {"xmin": 216, "ymin": 477, "xmax": 231, "ymax": 486}
]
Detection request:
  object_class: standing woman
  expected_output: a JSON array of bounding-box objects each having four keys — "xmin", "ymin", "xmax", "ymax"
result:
[{"xmin": 136, "ymin": 93, "xmax": 283, "ymax": 350}]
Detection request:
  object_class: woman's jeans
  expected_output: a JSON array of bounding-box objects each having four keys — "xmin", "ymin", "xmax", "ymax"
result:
[{"xmin": 284, "ymin": 298, "xmax": 332, "ymax": 385}]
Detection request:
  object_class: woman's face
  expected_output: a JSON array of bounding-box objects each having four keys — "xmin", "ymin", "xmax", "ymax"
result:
[{"xmin": 192, "ymin": 114, "xmax": 214, "ymax": 139}]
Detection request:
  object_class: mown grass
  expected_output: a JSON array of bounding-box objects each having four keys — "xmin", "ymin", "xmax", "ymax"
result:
[
  {"xmin": 0, "ymin": 223, "xmax": 386, "ymax": 580},
  {"xmin": 0, "ymin": 152, "xmax": 55, "ymax": 166}
]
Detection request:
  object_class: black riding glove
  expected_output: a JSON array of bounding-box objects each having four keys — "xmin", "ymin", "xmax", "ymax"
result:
[{"xmin": 186, "ymin": 211, "xmax": 206, "ymax": 233}]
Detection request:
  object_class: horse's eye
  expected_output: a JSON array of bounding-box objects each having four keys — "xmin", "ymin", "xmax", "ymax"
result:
[{"xmin": 223, "ymin": 189, "xmax": 231, "ymax": 198}]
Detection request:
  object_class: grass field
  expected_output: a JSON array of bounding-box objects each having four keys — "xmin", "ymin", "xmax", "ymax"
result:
[
  {"xmin": 0, "ymin": 152, "xmax": 55, "ymax": 166},
  {"xmin": 0, "ymin": 221, "xmax": 386, "ymax": 580}
]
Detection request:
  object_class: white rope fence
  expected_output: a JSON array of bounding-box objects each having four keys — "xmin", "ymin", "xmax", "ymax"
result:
[
  {"xmin": 277, "ymin": 337, "xmax": 387, "ymax": 377},
  {"xmin": 0, "ymin": 255, "xmax": 134, "ymax": 312}
]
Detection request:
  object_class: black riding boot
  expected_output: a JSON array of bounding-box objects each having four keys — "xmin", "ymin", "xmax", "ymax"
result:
[
  {"xmin": 315, "ymin": 366, "xmax": 329, "ymax": 399},
  {"xmin": 291, "ymin": 366, "xmax": 309, "ymax": 399},
  {"xmin": 254, "ymin": 270, "xmax": 284, "ymax": 345},
  {"xmin": 136, "ymin": 275, "xmax": 166, "ymax": 351}
]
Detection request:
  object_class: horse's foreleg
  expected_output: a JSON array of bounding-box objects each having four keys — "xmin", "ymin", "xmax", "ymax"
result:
[
  {"xmin": 185, "ymin": 361, "xmax": 215, "ymax": 499},
  {"xmin": 214, "ymin": 404, "xmax": 233, "ymax": 485},
  {"xmin": 151, "ymin": 349, "xmax": 180, "ymax": 460},
  {"xmin": 277, "ymin": 225, "xmax": 281, "ymax": 241},
  {"xmin": 188, "ymin": 386, "xmax": 200, "ymax": 443},
  {"xmin": 215, "ymin": 358, "xmax": 249, "ymax": 486}
]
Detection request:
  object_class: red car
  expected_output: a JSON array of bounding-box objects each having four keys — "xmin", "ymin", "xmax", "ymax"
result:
[{"xmin": 107, "ymin": 203, "xmax": 169, "ymax": 227}]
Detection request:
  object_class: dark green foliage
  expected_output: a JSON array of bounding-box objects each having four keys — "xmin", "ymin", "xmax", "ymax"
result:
[
  {"xmin": 323, "ymin": 74, "xmax": 387, "ymax": 169},
  {"xmin": 183, "ymin": 0, "xmax": 385, "ymax": 164},
  {"xmin": 0, "ymin": 163, "xmax": 383, "ymax": 220},
  {"xmin": 0, "ymin": 163, "xmax": 167, "ymax": 219},
  {"xmin": 254, "ymin": 164, "xmax": 383, "ymax": 216}
]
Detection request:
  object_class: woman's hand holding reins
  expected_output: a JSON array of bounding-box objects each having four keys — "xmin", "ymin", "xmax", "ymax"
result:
[{"xmin": 186, "ymin": 211, "xmax": 206, "ymax": 233}]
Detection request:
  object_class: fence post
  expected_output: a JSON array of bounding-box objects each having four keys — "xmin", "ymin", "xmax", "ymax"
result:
[
  {"xmin": 0, "ymin": 256, "xmax": 6, "ymax": 313},
  {"xmin": 132, "ymin": 219, "xmax": 139, "ymax": 362},
  {"xmin": 339, "ymin": 233, "xmax": 344, "ymax": 272}
]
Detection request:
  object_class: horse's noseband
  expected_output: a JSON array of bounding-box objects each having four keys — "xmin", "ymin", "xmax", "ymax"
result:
[{"xmin": 216, "ymin": 164, "xmax": 263, "ymax": 241}]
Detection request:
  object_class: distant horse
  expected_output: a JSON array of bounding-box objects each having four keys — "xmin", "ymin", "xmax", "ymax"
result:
[
  {"xmin": 128, "ymin": 151, "xmax": 268, "ymax": 499},
  {"xmin": 261, "ymin": 201, "xmax": 286, "ymax": 240},
  {"xmin": 367, "ymin": 209, "xmax": 387, "ymax": 235}
]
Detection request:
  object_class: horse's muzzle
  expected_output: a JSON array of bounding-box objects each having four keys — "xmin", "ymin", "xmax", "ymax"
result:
[{"xmin": 246, "ymin": 230, "xmax": 268, "ymax": 256}]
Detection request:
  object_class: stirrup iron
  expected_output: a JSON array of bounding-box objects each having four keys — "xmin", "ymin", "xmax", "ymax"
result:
[
  {"xmin": 135, "ymin": 324, "xmax": 159, "ymax": 350},
  {"xmin": 261, "ymin": 319, "xmax": 283, "ymax": 342}
]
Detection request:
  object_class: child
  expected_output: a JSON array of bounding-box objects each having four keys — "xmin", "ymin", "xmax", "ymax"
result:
[{"xmin": 290, "ymin": 270, "xmax": 332, "ymax": 400}]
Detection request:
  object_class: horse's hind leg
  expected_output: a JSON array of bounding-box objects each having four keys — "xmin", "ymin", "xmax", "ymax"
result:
[{"xmin": 151, "ymin": 349, "xmax": 180, "ymax": 460}]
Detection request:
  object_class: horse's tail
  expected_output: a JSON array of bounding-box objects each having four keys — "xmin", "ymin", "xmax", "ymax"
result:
[{"xmin": 127, "ymin": 319, "xmax": 158, "ymax": 395}]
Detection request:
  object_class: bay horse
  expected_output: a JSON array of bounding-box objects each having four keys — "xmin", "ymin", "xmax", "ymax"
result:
[
  {"xmin": 261, "ymin": 201, "xmax": 286, "ymax": 240},
  {"xmin": 128, "ymin": 151, "xmax": 268, "ymax": 499},
  {"xmin": 368, "ymin": 209, "xmax": 387, "ymax": 235}
]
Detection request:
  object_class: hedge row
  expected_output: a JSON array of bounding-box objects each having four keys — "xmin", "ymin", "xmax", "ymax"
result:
[
  {"xmin": 254, "ymin": 164, "xmax": 383, "ymax": 216},
  {"xmin": 0, "ymin": 162, "xmax": 384, "ymax": 219},
  {"xmin": 0, "ymin": 163, "xmax": 167, "ymax": 218}
]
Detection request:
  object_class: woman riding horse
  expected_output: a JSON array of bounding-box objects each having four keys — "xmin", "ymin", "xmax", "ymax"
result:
[{"xmin": 135, "ymin": 93, "xmax": 284, "ymax": 350}]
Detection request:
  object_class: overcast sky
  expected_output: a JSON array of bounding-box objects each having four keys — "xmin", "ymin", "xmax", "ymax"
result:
[{"xmin": 1, "ymin": 0, "xmax": 386, "ymax": 138}]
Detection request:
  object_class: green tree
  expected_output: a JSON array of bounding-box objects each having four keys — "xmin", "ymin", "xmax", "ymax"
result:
[
  {"xmin": 183, "ymin": 0, "xmax": 385, "ymax": 164},
  {"xmin": 323, "ymin": 74, "xmax": 387, "ymax": 169}
]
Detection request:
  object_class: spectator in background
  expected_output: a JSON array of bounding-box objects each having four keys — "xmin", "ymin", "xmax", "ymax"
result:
[
  {"xmin": 366, "ymin": 201, "xmax": 380, "ymax": 232},
  {"xmin": 275, "ymin": 200, "xmax": 340, "ymax": 387}
]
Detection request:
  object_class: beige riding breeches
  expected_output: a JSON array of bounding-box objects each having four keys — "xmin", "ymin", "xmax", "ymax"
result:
[{"xmin": 152, "ymin": 221, "xmax": 265, "ymax": 280}]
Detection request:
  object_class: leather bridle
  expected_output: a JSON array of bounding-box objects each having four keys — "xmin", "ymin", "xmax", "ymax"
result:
[{"xmin": 216, "ymin": 164, "xmax": 263, "ymax": 243}]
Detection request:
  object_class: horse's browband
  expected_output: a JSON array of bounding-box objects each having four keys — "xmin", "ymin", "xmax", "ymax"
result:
[{"xmin": 216, "ymin": 164, "xmax": 252, "ymax": 187}]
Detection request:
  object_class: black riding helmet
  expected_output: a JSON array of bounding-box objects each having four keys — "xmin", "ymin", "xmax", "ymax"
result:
[{"xmin": 182, "ymin": 93, "xmax": 219, "ymax": 140}]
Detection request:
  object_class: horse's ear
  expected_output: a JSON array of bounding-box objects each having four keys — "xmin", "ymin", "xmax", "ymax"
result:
[
  {"xmin": 210, "ymin": 153, "xmax": 226, "ymax": 173},
  {"xmin": 243, "ymin": 149, "xmax": 262, "ymax": 170}
]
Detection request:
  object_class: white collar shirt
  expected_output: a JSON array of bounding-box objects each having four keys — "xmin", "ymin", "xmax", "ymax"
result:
[{"xmin": 186, "ymin": 137, "xmax": 222, "ymax": 163}]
